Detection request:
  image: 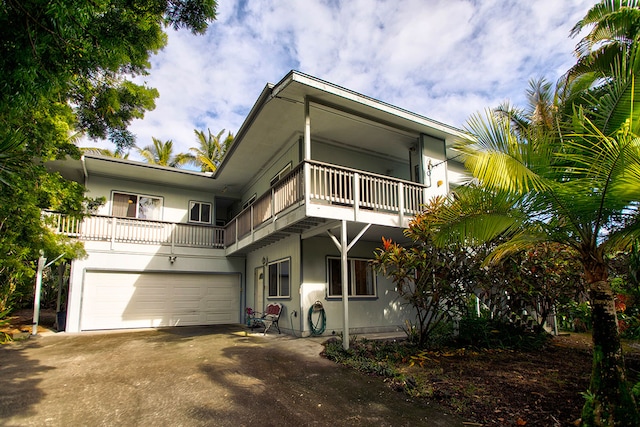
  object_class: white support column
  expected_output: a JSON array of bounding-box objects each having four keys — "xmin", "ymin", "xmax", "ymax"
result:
[
  {"xmin": 340, "ymin": 220, "xmax": 349, "ymax": 349},
  {"xmin": 304, "ymin": 96, "xmax": 311, "ymax": 161},
  {"xmin": 32, "ymin": 255, "xmax": 46, "ymax": 335},
  {"xmin": 353, "ymin": 172, "xmax": 360, "ymax": 221},
  {"xmin": 328, "ymin": 221, "xmax": 372, "ymax": 350},
  {"xmin": 398, "ymin": 182, "xmax": 405, "ymax": 225}
]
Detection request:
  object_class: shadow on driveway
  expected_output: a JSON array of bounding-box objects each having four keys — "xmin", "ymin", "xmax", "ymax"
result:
[{"xmin": 0, "ymin": 325, "xmax": 465, "ymax": 426}]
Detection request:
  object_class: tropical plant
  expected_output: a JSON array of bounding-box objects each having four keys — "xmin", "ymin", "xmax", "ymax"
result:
[
  {"xmin": 80, "ymin": 147, "xmax": 130, "ymax": 159},
  {"xmin": 427, "ymin": 66, "xmax": 640, "ymax": 425},
  {"xmin": 568, "ymin": 0, "xmax": 640, "ymax": 80},
  {"xmin": 373, "ymin": 198, "xmax": 475, "ymax": 347},
  {"xmin": 136, "ymin": 137, "xmax": 190, "ymax": 168},
  {"xmin": 0, "ymin": 1, "xmax": 217, "ymax": 315},
  {"xmin": 188, "ymin": 128, "xmax": 234, "ymax": 172}
]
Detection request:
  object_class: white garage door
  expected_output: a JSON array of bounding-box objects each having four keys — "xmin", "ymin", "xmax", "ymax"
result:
[{"xmin": 81, "ymin": 272, "xmax": 240, "ymax": 331}]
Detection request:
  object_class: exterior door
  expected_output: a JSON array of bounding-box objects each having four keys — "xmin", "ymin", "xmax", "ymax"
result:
[{"xmin": 254, "ymin": 267, "xmax": 264, "ymax": 311}]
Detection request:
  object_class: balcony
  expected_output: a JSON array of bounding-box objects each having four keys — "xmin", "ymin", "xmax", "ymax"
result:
[
  {"xmin": 46, "ymin": 162, "xmax": 431, "ymax": 254},
  {"xmin": 224, "ymin": 160, "xmax": 430, "ymax": 253},
  {"xmin": 46, "ymin": 212, "xmax": 225, "ymax": 249}
]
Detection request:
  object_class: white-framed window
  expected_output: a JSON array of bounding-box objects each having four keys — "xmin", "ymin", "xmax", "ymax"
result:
[
  {"xmin": 327, "ymin": 257, "xmax": 376, "ymax": 297},
  {"xmin": 270, "ymin": 162, "xmax": 292, "ymax": 187},
  {"xmin": 112, "ymin": 192, "xmax": 162, "ymax": 220},
  {"xmin": 268, "ymin": 258, "xmax": 290, "ymax": 298},
  {"xmin": 189, "ymin": 201, "xmax": 212, "ymax": 224}
]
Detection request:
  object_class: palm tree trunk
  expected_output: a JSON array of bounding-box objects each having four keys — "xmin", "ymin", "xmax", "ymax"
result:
[{"xmin": 581, "ymin": 274, "xmax": 638, "ymax": 427}]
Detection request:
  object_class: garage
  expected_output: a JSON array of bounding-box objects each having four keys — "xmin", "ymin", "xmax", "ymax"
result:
[{"xmin": 80, "ymin": 271, "xmax": 241, "ymax": 330}]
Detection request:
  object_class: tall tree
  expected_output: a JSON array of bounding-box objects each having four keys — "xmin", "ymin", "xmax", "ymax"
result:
[
  {"xmin": 137, "ymin": 137, "xmax": 190, "ymax": 167},
  {"xmin": 189, "ymin": 128, "xmax": 234, "ymax": 172},
  {"xmin": 428, "ymin": 66, "xmax": 640, "ymax": 425},
  {"xmin": 0, "ymin": 1, "xmax": 217, "ymax": 314}
]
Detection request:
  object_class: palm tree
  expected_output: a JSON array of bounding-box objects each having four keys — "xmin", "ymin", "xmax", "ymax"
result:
[
  {"xmin": 80, "ymin": 147, "xmax": 130, "ymax": 159},
  {"xmin": 136, "ymin": 137, "xmax": 190, "ymax": 168},
  {"xmin": 570, "ymin": 0, "xmax": 640, "ymax": 68},
  {"xmin": 188, "ymin": 128, "xmax": 233, "ymax": 172},
  {"xmin": 0, "ymin": 132, "xmax": 26, "ymax": 186},
  {"xmin": 429, "ymin": 61, "xmax": 640, "ymax": 424},
  {"xmin": 562, "ymin": 1, "xmax": 640, "ymax": 130}
]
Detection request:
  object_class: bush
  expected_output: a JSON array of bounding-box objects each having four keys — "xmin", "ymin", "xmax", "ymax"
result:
[{"xmin": 456, "ymin": 315, "xmax": 550, "ymax": 351}]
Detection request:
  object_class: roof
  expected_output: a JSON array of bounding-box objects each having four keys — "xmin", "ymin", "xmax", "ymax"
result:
[
  {"xmin": 213, "ymin": 70, "xmax": 465, "ymax": 193},
  {"xmin": 47, "ymin": 154, "xmax": 222, "ymax": 193}
]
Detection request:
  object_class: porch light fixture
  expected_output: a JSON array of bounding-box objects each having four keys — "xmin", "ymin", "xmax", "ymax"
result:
[{"xmin": 169, "ymin": 256, "xmax": 177, "ymax": 263}]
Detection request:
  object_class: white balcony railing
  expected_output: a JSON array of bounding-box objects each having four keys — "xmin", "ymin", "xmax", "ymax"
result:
[
  {"xmin": 47, "ymin": 162, "xmax": 430, "ymax": 251},
  {"xmin": 224, "ymin": 160, "xmax": 428, "ymax": 247},
  {"xmin": 45, "ymin": 212, "xmax": 225, "ymax": 249}
]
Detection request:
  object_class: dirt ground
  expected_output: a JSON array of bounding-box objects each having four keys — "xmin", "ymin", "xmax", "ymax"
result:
[
  {"xmin": 0, "ymin": 308, "xmax": 58, "ymax": 339},
  {"xmin": 339, "ymin": 333, "xmax": 640, "ymax": 427}
]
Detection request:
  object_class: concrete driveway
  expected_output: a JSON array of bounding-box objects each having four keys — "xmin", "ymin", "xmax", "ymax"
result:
[{"xmin": 0, "ymin": 325, "xmax": 465, "ymax": 426}]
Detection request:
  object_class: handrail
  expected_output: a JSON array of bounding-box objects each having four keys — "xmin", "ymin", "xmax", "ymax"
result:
[
  {"xmin": 224, "ymin": 161, "xmax": 428, "ymax": 247},
  {"xmin": 44, "ymin": 212, "xmax": 225, "ymax": 249}
]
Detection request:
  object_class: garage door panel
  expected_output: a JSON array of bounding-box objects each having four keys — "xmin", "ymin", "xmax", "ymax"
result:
[{"xmin": 81, "ymin": 272, "xmax": 240, "ymax": 331}]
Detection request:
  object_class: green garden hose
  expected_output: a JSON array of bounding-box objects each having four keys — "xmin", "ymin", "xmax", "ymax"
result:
[{"xmin": 308, "ymin": 301, "xmax": 326, "ymax": 336}]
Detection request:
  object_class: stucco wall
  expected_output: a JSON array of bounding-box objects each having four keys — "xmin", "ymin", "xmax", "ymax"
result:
[
  {"xmin": 239, "ymin": 137, "xmax": 301, "ymax": 211},
  {"xmin": 313, "ymin": 140, "xmax": 411, "ymax": 180},
  {"xmin": 301, "ymin": 236, "xmax": 414, "ymax": 336},
  {"xmin": 86, "ymin": 175, "xmax": 217, "ymax": 223},
  {"xmin": 245, "ymin": 234, "xmax": 302, "ymax": 333}
]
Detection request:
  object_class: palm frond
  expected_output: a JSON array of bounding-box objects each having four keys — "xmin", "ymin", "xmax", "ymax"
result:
[
  {"xmin": 0, "ymin": 132, "xmax": 27, "ymax": 186},
  {"xmin": 460, "ymin": 109, "xmax": 549, "ymax": 194},
  {"xmin": 426, "ymin": 185, "xmax": 525, "ymax": 247}
]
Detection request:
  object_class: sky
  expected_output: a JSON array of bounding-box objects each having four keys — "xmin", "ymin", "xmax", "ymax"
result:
[{"xmin": 102, "ymin": 0, "xmax": 597, "ymax": 159}]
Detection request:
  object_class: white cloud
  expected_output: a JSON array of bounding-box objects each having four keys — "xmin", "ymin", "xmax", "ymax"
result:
[{"xmin": 87, "ymin": 0, "xmax": 596, "ymax": 160}]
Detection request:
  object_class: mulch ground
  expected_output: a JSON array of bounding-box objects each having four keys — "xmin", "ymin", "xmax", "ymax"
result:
[
  {"xmin": 0, "ymin": 309, "xmax": 57, "ymax": 341},
  {"xmin": 392, "ymin": 333, "xmax": 640, "ymax": 426}
]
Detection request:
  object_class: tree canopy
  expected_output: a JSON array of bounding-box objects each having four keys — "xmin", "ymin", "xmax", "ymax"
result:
[{"xmin": 0, "ymin": 0, "xmax": 217, "ymax": 313}]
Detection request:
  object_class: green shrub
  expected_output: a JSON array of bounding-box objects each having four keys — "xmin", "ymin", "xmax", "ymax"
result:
[{"xmin": 456, "ymin": 315, "xmax": 550, "ymax": 350}]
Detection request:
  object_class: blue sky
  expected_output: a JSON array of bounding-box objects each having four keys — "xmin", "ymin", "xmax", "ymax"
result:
[{"xmin": 112, "ymin": 0, "xmax": 596, "ymax": 157}]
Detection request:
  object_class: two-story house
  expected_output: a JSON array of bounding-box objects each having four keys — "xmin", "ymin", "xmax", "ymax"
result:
[{"xmin": 48, "ymin": 71, "xmax": 467, "ymax": 337}]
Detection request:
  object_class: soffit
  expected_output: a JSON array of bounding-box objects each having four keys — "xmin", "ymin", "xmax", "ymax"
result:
[
  {"xmin": 214, "ymin": 71, "xmax": 465, "ymax": 193},
  {"xmin": 47, "ymin": 155, "xmax": 226, "ymax": 194}
]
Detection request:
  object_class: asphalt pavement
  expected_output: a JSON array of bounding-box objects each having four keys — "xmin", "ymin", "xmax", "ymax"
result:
[{"xmin": 0, "ymin": 325, "xmax": 466, "ymax": 426}]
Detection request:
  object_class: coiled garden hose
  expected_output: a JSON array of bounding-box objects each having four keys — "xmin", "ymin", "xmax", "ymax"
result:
[{"xmin": 308, "ymin": 301, "xmax": 326, "ymax": 336}]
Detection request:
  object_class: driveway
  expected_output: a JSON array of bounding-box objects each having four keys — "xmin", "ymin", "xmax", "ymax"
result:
[{"xmin": 0, "ymin": 325, "xmax": 465, "ymax": 426}]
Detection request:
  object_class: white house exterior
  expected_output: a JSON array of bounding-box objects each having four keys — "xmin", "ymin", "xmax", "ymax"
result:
[{"xmin": 48, "ymin": 71, "xmax": 467, "ymax": 336}]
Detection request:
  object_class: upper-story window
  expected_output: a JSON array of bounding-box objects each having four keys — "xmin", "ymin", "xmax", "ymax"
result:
[
  {"xmin": 189, "ymin": 201, "xmax": 212, "ymax": 224},
  {"xmin": 242, "ymin": 194, "xmax": 256, "ymax": 211},
  {"xmin": 270, "ymin": 162, "xmax": 292, "ymax": 187},
  {"xmin": 112, "ymin": 192, "xmax": 162, "ymax": 220},
  {"xmin": 327, "ymin": 257, "xmax": 376, "ymax": 298}
]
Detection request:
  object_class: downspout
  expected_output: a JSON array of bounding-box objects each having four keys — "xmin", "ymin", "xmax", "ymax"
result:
[{"xmin": 81, "ymin": 155, "xmax": 89, "ymax": 186}]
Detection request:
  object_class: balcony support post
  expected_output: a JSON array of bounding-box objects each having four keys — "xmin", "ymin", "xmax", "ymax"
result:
[
  {"xmin": 328, "ymin": 221, "xmax": 372, "ymax": 350},
  {"xmin": 398, "ymin": 182, "xmax": 405, "ymax": 225},
  {"xmin": 304, "ymin": 162, "xmax": 311, "ymax": 209},
  {"xmin": 340, "ymin": 220, "xmax": 349, "ymax": 350},
  {"xmin": 304, "ymin": 96, "xmax": 311, "ymax": 160},
  {"xmin": 353, "ymin": 172, "xmax": 360, "ymax": 221},
  {"xmin": 110, "ymin": 218, "xmax": 116, "ymax": 250},
  {"xmin": 171, "ymin": 223, "xmax": 176, "ymax": 254}
]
